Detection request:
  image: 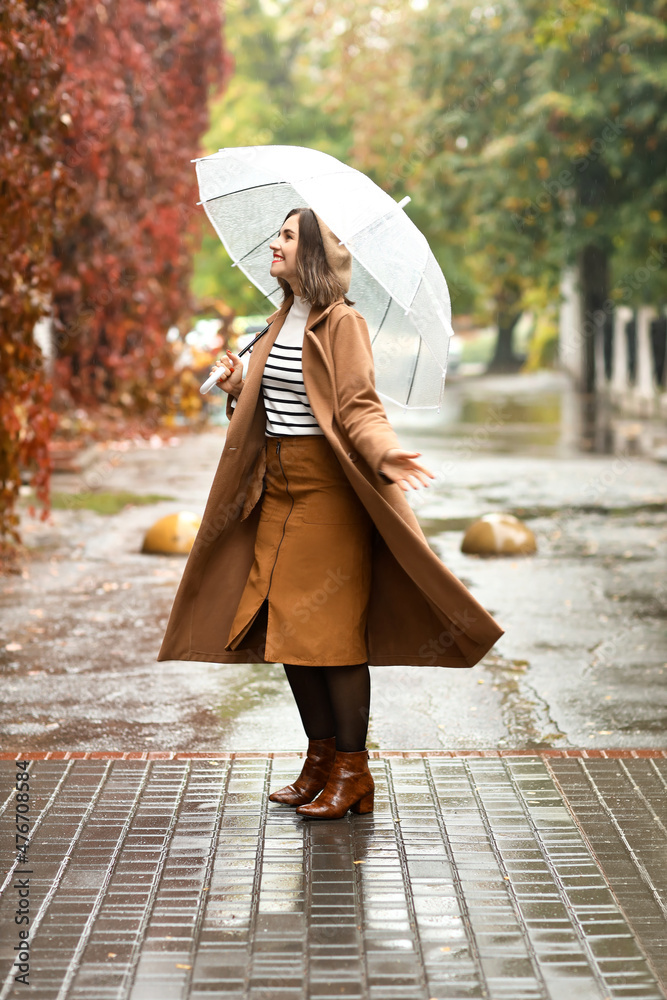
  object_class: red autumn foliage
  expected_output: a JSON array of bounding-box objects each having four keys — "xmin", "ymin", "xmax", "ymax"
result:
[
  {"xmin": 0, "ymin": 0, "xmax": 230, "ymax": 566},
  {"xmin": 0, "ymin": 0, "xmax": 65, "ymax": 566},
  {"xmin": 53, "ymin": 0, "xmax": 231, "ymax": 412}
]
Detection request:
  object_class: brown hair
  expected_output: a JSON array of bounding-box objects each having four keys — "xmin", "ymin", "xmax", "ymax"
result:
[{"xmin": 277, "ymin": 208, "xmax": 354, "ymax": 308}]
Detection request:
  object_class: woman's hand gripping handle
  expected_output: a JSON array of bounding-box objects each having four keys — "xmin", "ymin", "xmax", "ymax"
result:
[{"xmin": 200, "ymin": 349, "xmax": 244, "ymax": 397}]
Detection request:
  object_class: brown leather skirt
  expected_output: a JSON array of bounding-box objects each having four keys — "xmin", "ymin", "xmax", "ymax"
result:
[{"xmin": 224, "ymin": 434, "xmax": 374, "ymax": 666}]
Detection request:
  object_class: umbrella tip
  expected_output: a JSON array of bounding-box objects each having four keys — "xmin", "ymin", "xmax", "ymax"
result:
[{"xmin": 397, "ymin": 196, "xmax": 411, "ymax": 209}]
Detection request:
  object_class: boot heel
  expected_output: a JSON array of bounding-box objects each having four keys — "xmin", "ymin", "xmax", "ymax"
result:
[{"xmin": 351, "ymin": 790, "xmax": 374, "ymax": 814}]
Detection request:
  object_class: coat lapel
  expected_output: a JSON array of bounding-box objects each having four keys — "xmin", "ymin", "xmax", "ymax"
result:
[
  {"xmin": 237, "ymin": 300, "xmax": 292, "ymax": 417},
  {"xmin": 250, "ymin": 293, "xmax": 343, "ymax": 439},
  {"xmin": 233, "ymin": 292, "xmax": 338, "ymax": 422},
  {"xmin": 302, "ymin": 298, "xmax": 346, "ymax": 420}
]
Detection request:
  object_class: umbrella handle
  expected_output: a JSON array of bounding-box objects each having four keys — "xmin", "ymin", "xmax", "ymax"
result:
[{"xmin": 199, "ymin": 323, "xmax": 272, "ymax": 395}]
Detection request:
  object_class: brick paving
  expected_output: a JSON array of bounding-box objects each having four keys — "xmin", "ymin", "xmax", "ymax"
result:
[{"xmin": 0, "ymin": 752, "xmax": 666, "ymax": 1000}]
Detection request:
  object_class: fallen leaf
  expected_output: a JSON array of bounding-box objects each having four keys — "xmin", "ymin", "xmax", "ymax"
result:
[{"xmin": 5, "ymin": 643, "xmax": 22, "ymax": 652}]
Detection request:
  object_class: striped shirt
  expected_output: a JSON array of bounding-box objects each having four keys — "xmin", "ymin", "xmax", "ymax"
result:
[{"xmin": 261, "ymin": 295, "xmax": 325, "ymax": 437}]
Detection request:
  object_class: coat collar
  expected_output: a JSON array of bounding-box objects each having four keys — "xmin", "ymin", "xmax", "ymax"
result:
[{"xmin": 266, "ymin": 292, "xmax": 346, "ymax": 331}]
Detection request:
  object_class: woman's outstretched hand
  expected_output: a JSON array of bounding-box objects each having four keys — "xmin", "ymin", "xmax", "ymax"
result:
[
  {"xmin": 209, "ymin": 349, "xmax": 244, "ymax": 396},
  {"xmin": 378, "ymin": 449, "xmax": 435, "ymax": 491}
]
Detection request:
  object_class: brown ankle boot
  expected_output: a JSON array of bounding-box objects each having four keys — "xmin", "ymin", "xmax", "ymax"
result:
[
  {"xmin": 295, "ymin": 749, "xmax": 374, "ymax": 819},
  {"xmin": 268, "ymin": 737, "xmax": 337, "ymax": 806}
]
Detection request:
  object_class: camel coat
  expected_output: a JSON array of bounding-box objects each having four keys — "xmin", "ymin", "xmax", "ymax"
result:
[{"xmin": 157, "ymin": 293, "xmax": 504, "ymax": 668}]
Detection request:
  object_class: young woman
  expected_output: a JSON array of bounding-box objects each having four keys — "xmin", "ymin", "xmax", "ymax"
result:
[{"xmin": 158, "ymin": 207, "xmax": 504, "ymax": 820}]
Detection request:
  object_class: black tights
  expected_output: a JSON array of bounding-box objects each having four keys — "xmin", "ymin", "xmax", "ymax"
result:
[{"xmin": 282, "ymin": 662, "xmax": 370, "ymax": 752}]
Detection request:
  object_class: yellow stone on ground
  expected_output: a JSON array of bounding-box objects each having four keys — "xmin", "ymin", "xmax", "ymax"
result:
[
  {"xmin": 141, "ymin": 512, "xmax": 201, "ymax": 555},
  {"xmin": 461, "ymin": 512, "xmax": 537, "ymax": 556}
]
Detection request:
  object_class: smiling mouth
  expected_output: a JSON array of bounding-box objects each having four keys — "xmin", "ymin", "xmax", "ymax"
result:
[{"xmin": 272, "ymin": 256, "xmax": 284, "ymax": 262}]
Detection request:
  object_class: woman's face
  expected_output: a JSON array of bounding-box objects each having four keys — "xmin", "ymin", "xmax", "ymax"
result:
[{"xmin": 269, "ymin": 214, "xmax": 300, "ymax": 289}]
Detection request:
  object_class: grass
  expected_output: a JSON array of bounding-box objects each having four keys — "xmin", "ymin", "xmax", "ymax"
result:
[{"xmin": 48, "ymin": 491, "xmax": 175, "ymax": 515}]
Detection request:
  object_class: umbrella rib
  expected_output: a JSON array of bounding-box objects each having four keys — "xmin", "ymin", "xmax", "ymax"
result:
[
  {"xmin": 202, "ymin": 181, "xmax": 292, "ymax": 266},
  {"xmin": 232, "ymin": 231, "xmax": 279, "ymax": 267},
  {"xmin": 203, "ymin": 181, "xmax": 288, "ymax": 204},
  {"xmin": 371, "ymin": 294, "xmax": 392, "ymax": 347},
  {"xmin": 405, "ymin": 334, "xmax": 421, "ymax": 407}
]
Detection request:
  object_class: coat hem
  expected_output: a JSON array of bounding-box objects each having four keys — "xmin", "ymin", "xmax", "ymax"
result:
[{"xmin": 158, "ymin": 648, "xmax": 481, "ymax": 667}]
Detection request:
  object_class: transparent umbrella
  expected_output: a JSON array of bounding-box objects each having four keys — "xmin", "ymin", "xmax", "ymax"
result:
[{"xmin": 193, "ymin": 144, "xmax": 454, "ymax": 410}]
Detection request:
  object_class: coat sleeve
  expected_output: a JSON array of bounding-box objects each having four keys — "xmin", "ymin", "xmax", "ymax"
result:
[{"xmin": 331, "ymin": 308, "xmax": 401, "ymax": 486}]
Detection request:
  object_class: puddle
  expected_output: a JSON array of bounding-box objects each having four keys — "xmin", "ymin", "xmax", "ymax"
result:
[
  {"xmin": 482, "ymin": 653, "xmax": 567, "ymax": 748},
  {"xmin": 212, "ymin": 663, "xmax": 286, "ymax": 723},
  {"xmin": 386, "ymin": 370, "xmax": 667, "ymax": 459},
  {"xmin": 420, "ymin": 504, "xmax": 666, "ymax": 539},
  {"xmin": 459, "ymin": 395, "xmax": 561, "ymax": 427}
]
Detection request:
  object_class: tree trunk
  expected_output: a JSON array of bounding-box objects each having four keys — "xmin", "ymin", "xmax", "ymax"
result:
[
  {"xmin": 487, "ymin": 281, "xmax": 523, "ymax": 373},
  {"xmin": 578, "ymin": 243, "xmax": 609, "ymax": 394}
]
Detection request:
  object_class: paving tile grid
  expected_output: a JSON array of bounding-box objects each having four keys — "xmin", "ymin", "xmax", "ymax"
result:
[{"xmin": 0, "ymin": 753, "xmax": 665, "ymax": 1000}]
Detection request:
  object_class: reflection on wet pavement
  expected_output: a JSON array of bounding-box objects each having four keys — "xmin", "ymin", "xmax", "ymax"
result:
[
  {"xmin": 386, "ymin": 369, "xmax": 667, "ymax": 459},
  {"xmin": 1, "ymin": 754, "xmax": 665, "ymax": 999},
  {"xmin": 1, "ymin": 371, "xmax": 666, "ymax": 752},
  {"xmin": 480, "ymin": 653, "xmax": 567, "ymax": 749}
]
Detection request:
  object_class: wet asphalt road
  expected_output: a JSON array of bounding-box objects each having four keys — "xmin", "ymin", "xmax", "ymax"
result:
[{"xmin": 1, "ymin": 371, "xmax": 666, "ymax": 753}]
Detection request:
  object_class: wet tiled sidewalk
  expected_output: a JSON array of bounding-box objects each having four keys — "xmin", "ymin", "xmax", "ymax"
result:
[{"xmin": 1, "ymin": 751, "xmax": 666, "ymax": 1000}]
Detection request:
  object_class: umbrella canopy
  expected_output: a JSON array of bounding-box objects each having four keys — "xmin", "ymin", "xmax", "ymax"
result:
[{"xmin": 193, "ymin": 144, "xmax": 454, "ymax": 409}]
